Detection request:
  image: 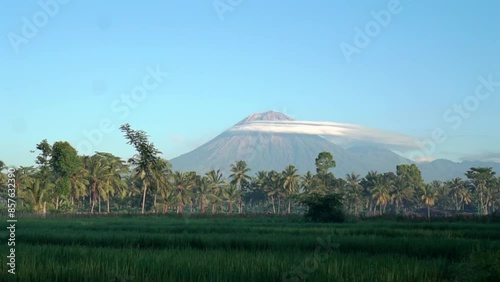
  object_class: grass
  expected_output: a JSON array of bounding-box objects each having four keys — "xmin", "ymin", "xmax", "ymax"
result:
[{"xmin": 1, "ymin": 215, "xmax": 499, "ymax": 281}]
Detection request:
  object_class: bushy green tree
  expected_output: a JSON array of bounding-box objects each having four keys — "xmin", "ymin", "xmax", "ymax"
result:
[{"xmin": 300, "ymin": 193, "xmax": 345, "ymax": 223}]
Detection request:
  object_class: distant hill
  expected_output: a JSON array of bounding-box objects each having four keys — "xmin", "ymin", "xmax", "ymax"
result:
[{"xmin": 169, "ymin": 111, "xmax": 500, "ymax": 182}]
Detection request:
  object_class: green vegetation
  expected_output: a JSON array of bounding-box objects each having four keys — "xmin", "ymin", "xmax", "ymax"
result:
[
  {"xmin": 1, "ymin": 125, "xmax": 499, "ymax": 217},
  {"xmin": 1, "ymin": 216, "xmax": 499, "ymax": 281},
  {"xmin": 1, "ymin": 125, "xmax": 500, "ymax": 280},
  {"xmin": 300, "ymin": 193, "xmax": 345, "ymax": 222}
]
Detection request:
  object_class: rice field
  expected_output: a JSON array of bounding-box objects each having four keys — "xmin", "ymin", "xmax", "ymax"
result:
[{"xmin": 1, "ymin": 215, "xmax": 499, "ymax": 281}]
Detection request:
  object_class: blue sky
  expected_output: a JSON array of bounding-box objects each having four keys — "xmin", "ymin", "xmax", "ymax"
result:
[{"xmin": 1, "ymin": 0, "xmax": 499, "ymax": 167}]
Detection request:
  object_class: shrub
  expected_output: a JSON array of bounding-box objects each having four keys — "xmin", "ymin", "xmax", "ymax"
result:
[{"xmin": 300, "ymin": 193, "xmax": 345, "ymax": 223}]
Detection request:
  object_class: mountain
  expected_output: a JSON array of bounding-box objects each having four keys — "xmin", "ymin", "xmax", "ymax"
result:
[
  {"xmin": 170, "ymin": 111, "xmax": 412, "ymax": 178},
  {"xmin": 169, "ymin": 111, "xmax": 500, "ymax": 182},
  {"xmin": 417, "ymin": 159, "xmax": 500, "ymax": 182}
]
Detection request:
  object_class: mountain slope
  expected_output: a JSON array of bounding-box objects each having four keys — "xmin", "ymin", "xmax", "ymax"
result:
[
  {"xmin": 169, "ymin": 111, "xmax": 499, "ymax": 181},
  {"xmin": 170, "ymin": 111, "xmax": 413, "ymax": 178}
]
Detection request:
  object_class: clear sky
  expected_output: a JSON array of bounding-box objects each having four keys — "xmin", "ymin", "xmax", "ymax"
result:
[{"xmin": 1, "ymin": 0, "xmax": 500, "ymax": 167}]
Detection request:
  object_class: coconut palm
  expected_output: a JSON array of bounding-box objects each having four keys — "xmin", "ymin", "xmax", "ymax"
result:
[
  {"xmin": 446, "ymin": 178, "xmax": 465, "ymax": 211},
  {"xmin": 466, "ymin": 167, "xmax": 496, "ymax": 215},
  {"xmin": 222, "ymin": 184, "xmax": 242, "ymax": 214},
  {"xmin": 370, "ymin": 174, "xmax": 392, "ymax": 215},
  {"xmin": 420, "ymin": 184, "xmax": 438, "ymax": 219},
  {"xmin": 300, "ymin": 171, "xmax": 315, "ymax": 195},
  {"xmin": 20, "ymin": 178, "xmax": 53, "ymax": 214},
  {"xmin": 69, "ymin": 157, "xmax": 90, "ymax": 208},
  {"xmin": 458, "ymin": 186, "xmax": 472, "ymax": 210},
  {"xmin": 171, "ymin": 171, "xmax": 195, "ymax": 214},
  {"xmin": 229, "ymin": 160, "xmax": 251, "ymax": 190},
  {"xmin": 282, "ymin": 165, "xmax": 299, "ymax": 214},
  {"xmin": 82, "ymin": 155, "xmax": 111, "ymax": 214},
  {"xmin": 345, "ymin": 172, "xmax": 363, "ymax": 215},
  {"xmin": 265, "ymin": 170, "xmax": 284, "ymax": 214},
  {"xmin": 196, "ymin": 176, "xmax": 212, "ymax": 213},
  {"xmin": 206, "ymin": 169, "xmax": 224, "ymax": 214},
  {"xmin": 147, "ymin": 158, "xmax": 172, "ymax": 213}
]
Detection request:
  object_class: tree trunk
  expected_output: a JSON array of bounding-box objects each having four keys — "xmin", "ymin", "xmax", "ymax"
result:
[
  {"xmin": 278, "ymin": 196, "xmax": 281, "ymax": 214},
  {"xmin": 98, "ymin": 196, "xmax": 101, "ymax": 213},
  {"xmin": 427, "ymin": 205, "xmax": 430, "ymax": 219},
  {"xmin": 177, "ymin": 198, "xmax": 183, "ymax": 214},
  {"xmin": 43, "ymin": 202, "xmax": 46, "ymax": 215},
  {"xmin": 201, "ymin": 195, "xmax": 206, "ymax": 213},
  {"xmin": 229, "ymin": 201, "xmax": 233, "ymax": 214},
  {"xmin": 212, "ymin": 203, "xmax": 216, "ymax": 214},
  {"xmin": 271, "ymin": 196, "xmax": 276, "ymax": 214},
  {"xmin": 287, "ymin": 199, "xmax": 291, "ymax": 214},
  {"xmin": 141, "ymin": 183, "xmax": 148, "ymax": 214},
  {"xmin": 107, "ymin": 197, "xmax": 110, "ymax": 213},
  {"xmin": 56, "ymin": 196, "xmax": 59, "ymax": 210},
  {"xmin": 153, "ymin": 194, "xmax": 157, "ymax": 213}
]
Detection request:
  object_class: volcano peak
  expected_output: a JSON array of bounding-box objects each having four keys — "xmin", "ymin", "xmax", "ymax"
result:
[{"xmin": 236, "ymin": 111, "xmax": 294, "ymax": 125}]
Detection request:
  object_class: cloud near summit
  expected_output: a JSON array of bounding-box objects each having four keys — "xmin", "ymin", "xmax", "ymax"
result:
[{"xmin": 228, "ymin": 120, "xmax": 422, "ymax": 151}]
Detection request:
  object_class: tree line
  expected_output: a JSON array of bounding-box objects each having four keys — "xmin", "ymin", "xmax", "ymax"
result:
[{"xmin": 1, "ymin": 124, "xmax": 499, "ymax": 218}]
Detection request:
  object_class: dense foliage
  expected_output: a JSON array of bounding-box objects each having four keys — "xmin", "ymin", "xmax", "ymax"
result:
[
  {"xmin": 300, "ymin": 193, "xmax": 345, "ymax": 222},
  {"xmin": 1, "ymin": 125, "xmax": 499, "ymax": 218}
]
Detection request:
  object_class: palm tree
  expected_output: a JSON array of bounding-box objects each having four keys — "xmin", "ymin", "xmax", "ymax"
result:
[
  {"xmin": 282, "ymin": 165, "xmax": 299, "ymax": 214},
  {"xmin": 345, "ymin": 172, "xmax": 363, "ymax": 215},
  {"xmin": 255, "ymin": 171, "xmax": 272, "ymax": 213},
  {"xmin": 83, "ymin": 155, "xmax": 111, "ymax": 214},
  {"xmin": 120, "ymin": 124, "xmax": 162, "ymax": 214},
  {"xmin": 266, "ymin": 170, "xmax": 284, "ymax": 214},
  {"xmin": 465, "ymin": 167, "xmax": 496, "ymax": 215},
  {"xmin": 458, "ymin": 185, "xmax": 472, "ymax": 210},
  {"xmin": 148, "ymin": 158, "xmax": 172, "ymax": 213},
  {"xmin": 20, "ymin": 178, "xmax": 53, "ymax": 214},
  {"xmin": 390, "ymin": 174, "xmax": 415, "ymax": 215},
  {"xmin": 229, "ymin": 160, "xmax": 251, "ymax": 188},
  {"xmin": 430, "ymin": 180, "xmax": 450, "ymax": 210},
  {"xmin": 206, "ymin": 169, "xmax": 224, "ymax": 214},
  {"xmin": 229, "ymin": 160, "xmax": 251, "ymax": 213},
  {"xmin": 197, "ymin": 176, "xmax": 211, "ymax": 213},
  {"xmin": 300, "ymin": 171, "xmax": 315, "ymax": 195},
  {"xmin": 420, "ymin": 184, "xmax": 438, "ymax": 219},
  {"xmin": 222, "ymin": 184, "xmax": 241, "ymax": 214},
  {"xmin": 69, "ymin": 157, "xmax": 89, "ymax": 208},
  {"xmin": 370, "ymin": 174, "xmax": 392, "ymax": 215},
  {"xmin": 446, "ymin": 178, "xmax": 465, "ymax": 211},
  {"xmin": 171, "ymin": 171, "xmax": 195, "ymax": 214}
]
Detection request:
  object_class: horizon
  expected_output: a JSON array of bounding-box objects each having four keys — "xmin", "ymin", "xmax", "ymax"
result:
[{"xmin": 2, "ymin": 0, "xmax": 500, "ymax": 167}]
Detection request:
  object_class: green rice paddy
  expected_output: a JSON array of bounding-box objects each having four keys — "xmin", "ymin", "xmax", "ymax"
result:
[{"xmin": 1, "ymin": 215, "xmax": 499, "ymax": 281}]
